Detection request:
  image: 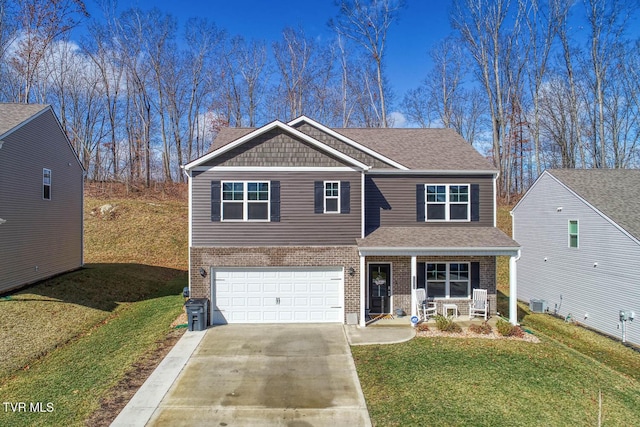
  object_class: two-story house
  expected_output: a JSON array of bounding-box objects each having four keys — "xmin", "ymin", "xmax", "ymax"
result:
[
  {"xmin": 0, "ymin": 103, "xmax": 84, "ymax": 293},
  {"xmin": 184, "ymin": 117, "xmax": 520, "ymax": 327}
]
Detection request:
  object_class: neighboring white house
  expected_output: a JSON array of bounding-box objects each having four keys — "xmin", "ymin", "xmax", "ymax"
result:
[{"xmin": 512, "ymin": 169, "xmax": 640, "ymax": 346}]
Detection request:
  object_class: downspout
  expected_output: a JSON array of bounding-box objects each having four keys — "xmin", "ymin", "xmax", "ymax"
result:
[
  {"xmin": 182, "ymin": 166, "xmax": 192, "ymax": 294},
  {"xmin": 509, "ymin": 249, "xmax": 521, "ymax": 325},
  {"xmin": 509, "ymin": 210, "xmax": 520, "ymax": 325}
]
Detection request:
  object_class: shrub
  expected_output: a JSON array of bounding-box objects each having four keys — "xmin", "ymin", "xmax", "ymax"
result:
[
  {"xmin": 435, "ymin": 315, "xmax": 462, "ymax": 333},
  {"xmin": 469, "ymin": 321, "xmax": 493, "ymax": 335},
  {"xmin": 416, "ymin": 322, "xmax": 430, "ymax": 332},
  {"xmin": 496, "ymin": 318, "xmax": 525, "ymax": 337}
]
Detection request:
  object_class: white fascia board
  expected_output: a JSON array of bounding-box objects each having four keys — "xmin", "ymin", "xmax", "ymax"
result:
[
  {"xmin": 184, "ymin": 120, "xmax": 370, "ymax": 171},
  {"xmin": 288, "ymin": 116, "xmax": 409, "ymax": 170},
  {"xmin": 358, "ymin": 247, "xmax": 521, "ymax": 257},
  {"xmin": 189, "ymin": 166, "xmax": 361, "ymax": 172},
  {"xmin": 368, "ymin": 168, "xmax": 498, "ymax": 176}
]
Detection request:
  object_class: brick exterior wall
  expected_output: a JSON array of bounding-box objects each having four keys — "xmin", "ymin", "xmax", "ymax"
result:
[
  {"xmin": 190, "ymin": 246, "xmax": 361, "ymax": 323},
  {"xmin": 365, "ymin": 256, "xmax": 497, "ymax": 317}
]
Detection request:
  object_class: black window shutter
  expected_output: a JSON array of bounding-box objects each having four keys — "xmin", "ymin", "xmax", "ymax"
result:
[
  {"xmin": 211, "ymin": 180, "xmax": 221, "ymax": 222},
  {"xmin": 314, "ymin": 181, "xmax": 323, "ymax": 213},
  {"xmin": 471, "ymin": 184, "xmax": 480, "ymax": 222},
  {"xmin": 340, "ymin": 181, "xmax": 350, "ymax": 214},
  {"xmin": 471, "ymin": 262, "xmax": 480, "ymax": 289},
  {"xmin": 270, "ymin": 181, "xmax": 280, "ymax": 222},
  {"xmin": 417, "ymin": 262, "xmax": 426, "ymax": 289},
  {"xmin": 416, "ymin": 184, "xmax": 425, "ymax": 222}
]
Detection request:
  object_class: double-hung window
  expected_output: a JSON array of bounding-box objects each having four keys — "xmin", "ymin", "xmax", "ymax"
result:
[
  {"xmin": 425, "ymin": 184, "xmax": 469, "ymax": 221},
  {"xmin": 324, "ymin": 181, "xmax": 340, "ymax": 213},
  {"xmin": 568, "ymin": 220, "xmax": 578, "ymax": 248},
  {"xmin": 43, "ymin": 168, "xmax": 52, "ymax": 200},
  {"xmin": 426, "ymin": 262, "xmax": 470, "ymax": 298},
  {"xmin": 222, "ymin": 181, "xmax": 269, "ymax": 221}
]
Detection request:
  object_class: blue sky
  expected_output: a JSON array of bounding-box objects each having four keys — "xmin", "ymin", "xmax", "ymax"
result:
[{"xmin": 86, "ymin": 0, "xmax": 454, "ymax": 99}]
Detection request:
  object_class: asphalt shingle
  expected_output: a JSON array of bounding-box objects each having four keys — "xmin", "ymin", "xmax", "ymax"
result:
[
  {"xmin": 357, "ymin": 226, "xmax": 519, "ymax": 250},
  {"xmin": 207, "ymin": 123, "xmax": 495, "ymax": 172},
  {"xmin": 0, "ymin": 103, "xmax": 49, "ymax": 137},
  {"xmin": 547, "ymin": 169, "xmax": 640, "ymax": 241}
]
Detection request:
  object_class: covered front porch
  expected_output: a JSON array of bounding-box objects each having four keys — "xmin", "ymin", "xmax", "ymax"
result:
[{"xmin": 356, "ymin": 226, "xmax": 520, "ymax": 327}]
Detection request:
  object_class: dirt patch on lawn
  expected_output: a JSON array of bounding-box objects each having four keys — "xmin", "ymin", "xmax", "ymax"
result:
[{"xmin": 85, "ymin": 327, "xmax": 186, "ymax": 427}]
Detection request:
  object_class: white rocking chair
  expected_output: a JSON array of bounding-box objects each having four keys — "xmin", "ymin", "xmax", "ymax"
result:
[
  {"xmin": 469, "ymin": 288, "xmax": 488, "ymax": 320},
  {"xmin": 414, "ymin": 288, "xmax": 437, "ymax": 321}
]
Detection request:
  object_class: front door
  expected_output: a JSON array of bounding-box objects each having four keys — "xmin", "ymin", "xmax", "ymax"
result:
[{"xmin": 368, "ymin": 264, "xmax": 391, "ymax": 315}]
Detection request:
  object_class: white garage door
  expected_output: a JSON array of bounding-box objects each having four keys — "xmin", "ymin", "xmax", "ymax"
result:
[{"xmin": 211, "ymin": 267, "xmax": 344, "ymax": 324}]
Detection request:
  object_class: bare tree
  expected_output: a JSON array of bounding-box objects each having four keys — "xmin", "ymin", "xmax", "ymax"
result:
[
  {"xmin": 584, "ymin": 0, "xmax": 632, "ymax": 168},
  {"xmin": 84, "ymin": 16, "xmax": 125, "ymax": 179},
  {"xmin": 11, "ymin": 0, "xmax": 88, "ymax": 103},
  {"xmin": 115, "ymin": 8, "xmax": 155, "ymax": 187},
  {"xmin": 452, "ymin": 0, "xmax": 523, "ymax": 196},
  {"xmin": 522, "ymin": 0, "xmax": 561, "ymax": 176},
  {"xmin": 331, "ymin": 0, "xmax": 404, "ymax": 127},
  {"xmin": 183, "ymin": 18, "xmax": 222, "ymax": 161}
]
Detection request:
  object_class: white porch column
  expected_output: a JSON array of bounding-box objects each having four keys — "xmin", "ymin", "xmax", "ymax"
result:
[
  {"xmin": 359, "ymin": 254, "xmax": 366, "ymax": 327},
  {"xmin": 410, "ymin": 255, "xmax": 417, "ymax": 317},
  {"xmin": 509, "ymin": 251, "xmax": 520, "ymax": 325}
]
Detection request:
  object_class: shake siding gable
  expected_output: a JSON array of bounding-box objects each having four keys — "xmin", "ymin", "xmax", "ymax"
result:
[
  {"xmin": 0, "ymin": 109, "xmax": 83, "ymax": 293},
  {"xmin": 192, "ymin": 170, "xmax": 361, "ymax": 246},
  {"xmin": 202, "ymin": 128, "xmax": 349, "ymax": 168},
  {"xmin": 514, "ymin": 173, "xmax": 640, "ymax": 346},
  {"xmin": 291, "ymin": 122, "xmax": 394, "ymax": 168}
]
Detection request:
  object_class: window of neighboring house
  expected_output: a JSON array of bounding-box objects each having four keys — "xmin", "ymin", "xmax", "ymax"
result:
[
  {"xmin": 43, "ymin": 168, "xmax": 51, "ymax": 200},
  {"xmin": 426, "ymin": 262, "xmax": 470, "ymax": 299},
  {"xmin": 221, "ymin": 181, "xmax": 269, "ymax": 221},
  {"xmin": 425, "ymin": 184, "xmax": 469, "ymax": 221},
  {"xmin": 569, "ymin": 220, "xmax": 579, "ymax": 248},
  {"xmin": 324, "ymin": 181, "xmax": 340, "ymax": 213}
]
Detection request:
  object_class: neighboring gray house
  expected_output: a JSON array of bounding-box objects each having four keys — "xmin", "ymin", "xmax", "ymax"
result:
[
  {"xmin": 0, "ymin": 104, "xmax": 84, "ymax": 293},
  {"xmin": 184, "ymin": 116, "xmax": 520, "ymax": 326},
  {"xmin": 512, "ymin": 169, "xmax": 640, "ymax": 346}
]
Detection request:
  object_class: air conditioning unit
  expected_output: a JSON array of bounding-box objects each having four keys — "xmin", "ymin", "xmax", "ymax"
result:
[{"xmin": 529, "ymin": 299, "xmax": 547, "ymax": 313}]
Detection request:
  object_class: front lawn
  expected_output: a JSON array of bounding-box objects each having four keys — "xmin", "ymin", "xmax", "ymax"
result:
[
  {"xmin": 353, "ymin": 319, "xmax": 640, "ymax": 426},
  {"xmin": 0, "ymin": 194, "xmax": 188, "ymax": 426},
  {"xmin": 0, "ymin": 282, "xmax": 185, "ymax": 426}
]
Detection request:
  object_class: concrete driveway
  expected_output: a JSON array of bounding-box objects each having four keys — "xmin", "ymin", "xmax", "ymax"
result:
[{"xmin": 146, "ymin": 324, "xmax": 371, "ymax": 426}]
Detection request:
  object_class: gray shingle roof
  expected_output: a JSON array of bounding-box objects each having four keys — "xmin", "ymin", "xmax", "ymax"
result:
[
  {"xmin": 357, "ymin": 226, "xmax": 520, "ymax": 251},
  {"xmin": 547, "ymin": 169, "xmax": 640, "ymax": 241},
  {"xmin": 0, "ymin": 103, "xmax": 49, "ymax": 137},
  {"xmin": 208, "ymin": 124, "xmax": 495, "ymax": 172}
]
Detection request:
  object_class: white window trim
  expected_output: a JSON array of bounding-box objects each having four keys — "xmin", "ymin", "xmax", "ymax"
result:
[
  {"xmin": 568, "ymin": 219, "xmax": 579, "ymax": 248},
  {"xmin": 426, "ymin": 262, "xmax": 471, "ymax": 299},
  {"xmin": 424, "ymin": 183, "xmax": 470, "ymax": 222},
  {"xmin": 324, "ymin": 181, "xmax": 340, "ymax": 214},
  {"xmin": 43, "ymin": 168, "xmax": 51, "ymax": 200},
  {"xmin": 221, "ymin": 180, "xmax": 270, "ymax": 222}
]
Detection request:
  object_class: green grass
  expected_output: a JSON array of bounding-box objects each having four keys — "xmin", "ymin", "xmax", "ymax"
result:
[
  {"xmin": 0, "ymin": 264, "xmax": 185, "ymax": 378},
  {"xmin": 0, "ymin": 282, "xmax": 185, "ymax": 426},
  {"xmin": 353, "ymin": 335, "xmax": 640, "ymax": 426},
  {"xmin": 522, "ymin": 314, "xmax": 640, "ymax": 382},
  {"xmin": 0, "ymin": 193, "xmax": 188, "ymax": 426}
]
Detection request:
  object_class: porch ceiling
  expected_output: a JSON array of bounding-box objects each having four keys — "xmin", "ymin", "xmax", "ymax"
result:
[{"xmin": 357, "ymin": 226, "xmax": 520, "ymax": 257}]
